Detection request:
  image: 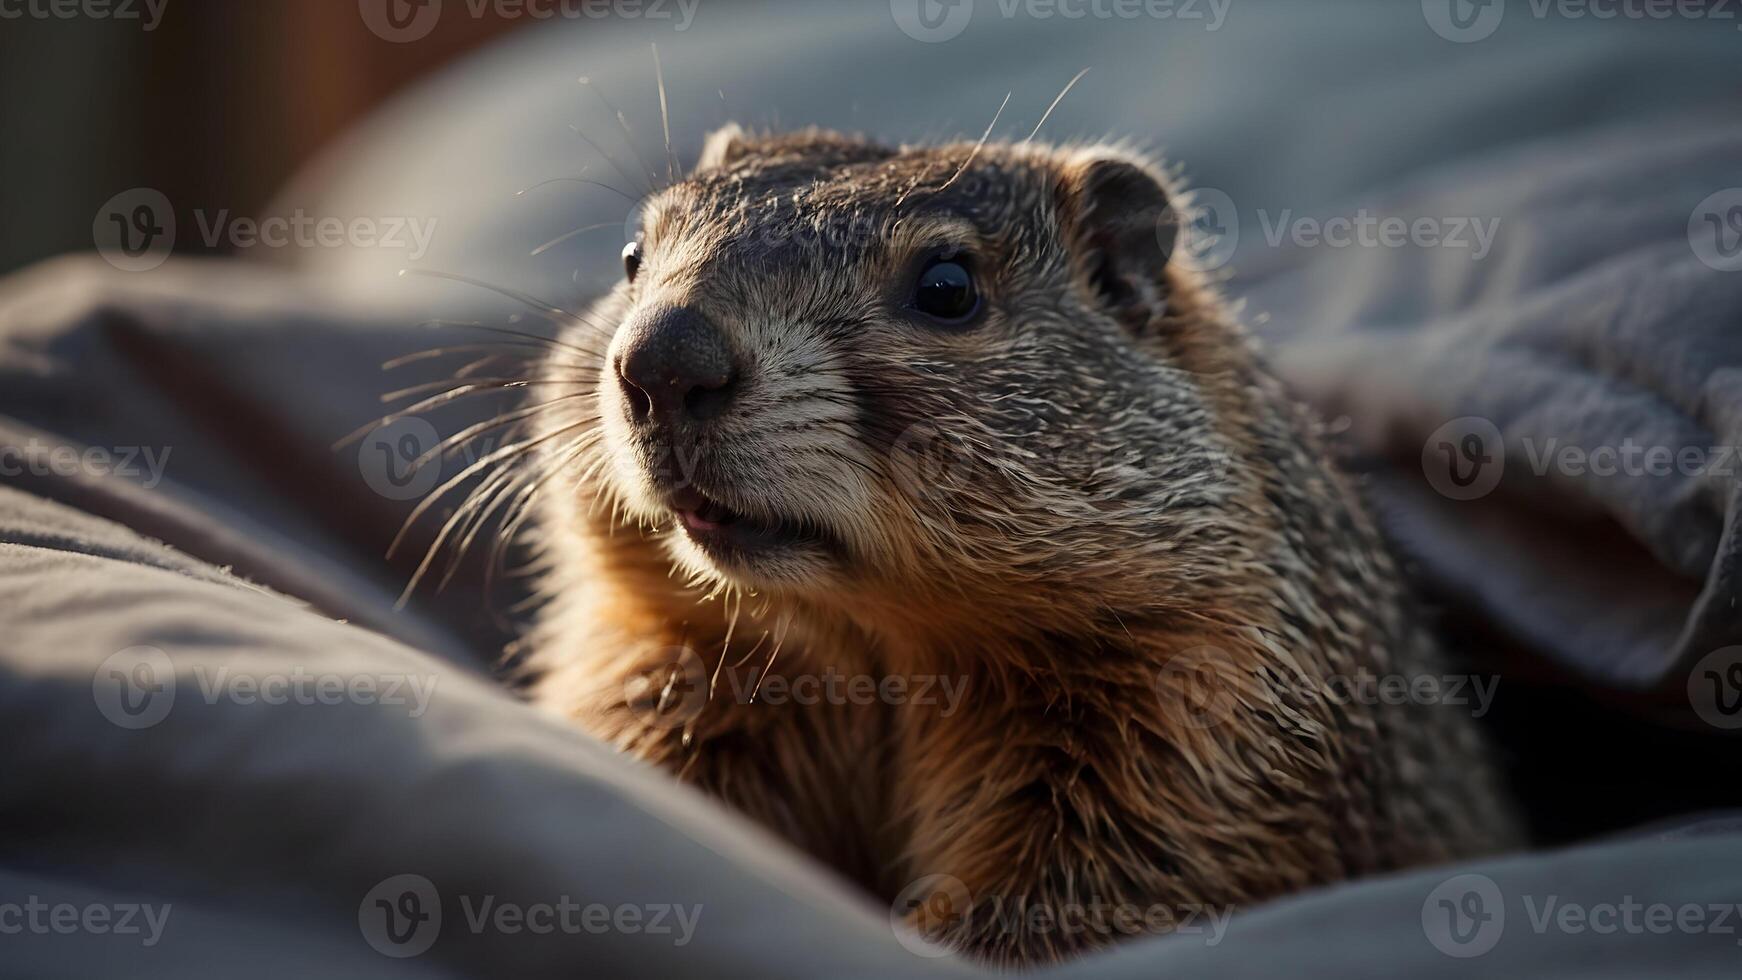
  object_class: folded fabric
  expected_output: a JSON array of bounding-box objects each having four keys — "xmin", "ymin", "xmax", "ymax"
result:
[
  {"xmin": 1243, "ymin": 113, "xmax": 1742, "ymax": 691},
  {"xmin": 4, "ymin": 482, "xmax": 1740, "ymax": 978}
]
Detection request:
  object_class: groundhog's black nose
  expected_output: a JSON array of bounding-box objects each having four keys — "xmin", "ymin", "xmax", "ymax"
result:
[{"xmin": 616, "ymin": 305, "xmax": 740, "ymax": 429}]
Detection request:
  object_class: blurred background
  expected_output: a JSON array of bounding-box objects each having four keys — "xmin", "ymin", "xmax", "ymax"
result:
[
  {"xmin": 0, "ymin": 0, "xmax": 521, "ymax": 275},
  {"xmin": 8, "ymin": 0, "xmax": 1740, "ymax": 285}
]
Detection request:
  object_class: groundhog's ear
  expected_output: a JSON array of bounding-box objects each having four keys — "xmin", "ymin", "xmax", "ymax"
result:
[
  {"xmin": 1058, "ymin": 151, "xmax": 1179, "ymax": 330},
  {"xmin": 695, "ymin": 122, "xmax": 751, "ymax": 173}
]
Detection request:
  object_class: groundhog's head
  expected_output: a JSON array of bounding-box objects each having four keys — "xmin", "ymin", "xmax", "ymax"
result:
[{"xmin": 560, "ymin": 126, "xmax": 1250, "ymax": 638}]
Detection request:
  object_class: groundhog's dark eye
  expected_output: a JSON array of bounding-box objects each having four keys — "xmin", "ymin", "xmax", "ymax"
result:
[
  {"xmin": 622, "ymin": 241, "xmax": 643, "ymax": 283},
  {"xmin": 912, "ymin": 257, "xmax": 979, "ymax": 324}
]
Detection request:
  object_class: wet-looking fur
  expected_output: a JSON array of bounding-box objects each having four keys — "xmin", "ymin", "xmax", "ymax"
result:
[{"xmin": 520, "ymin": 125, "xmax": 1517, "ymax": 966}]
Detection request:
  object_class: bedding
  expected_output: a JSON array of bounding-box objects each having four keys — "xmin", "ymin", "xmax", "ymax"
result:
[{"xmin": 4, "ymin": 1, "xmax": 1741, "ymax": 975}]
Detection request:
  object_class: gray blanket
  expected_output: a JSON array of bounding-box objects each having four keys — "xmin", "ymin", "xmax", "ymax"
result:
[{"xmin": 5, "ymin": 2, "xmax": 1742, "ymax": 976}]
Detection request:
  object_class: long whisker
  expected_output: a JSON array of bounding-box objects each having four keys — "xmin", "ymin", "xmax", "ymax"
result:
[
  {"xmin": 423, "ymin": 317, "xmax": 611, "ymax": 356},
  {"xmin": 407, "ymin": 395, "xmax": 592, "ymax": 473},
  {"xmin": 436, "ymin": 425, "xmax": 604, "ymax": 598},
  {"xmin": 484, "ymin": 440, "xmax": 590, "ymax": 595},
  {"xmin": 570, "ymin": 123, "xmax": 654, "ymax": 198},
  {"xmin": 467, "ymin": 430, "xmax": 602, "ymax": 595},
  {"xmin": 530, "ymin": 221, "xmax": 622, "ymax": 257},
  {"xmin": 332, "ymin": 380, "xmax": 593, "ymax": 451},
  {"xmin": 380, "ymin": 376, "xmax": 537, "ymax": 403},
  {"xmin": 936, "ymin": 90, "xmax": 1010, "ymax": 194},
  {"xmin": 398, "ymin": 269, "xmax": 578, "ymax": 321},
  {"xmin": 709, "ymin": 589, "xmax": 743, "ymax": 697},
  {"xmin": 382, "ymin": 343, "xmax": 594, "ymax": 371},
  {"xmin": 651, "ymin": 43, "xmax": 676, "ymax": 184},
  {"xmin": 749, "ymin": 615, "xmax": 792, "ymax": 703},
  {"xmin": 392, "ymin": 419, "xmax": 594, "ymax": 604},
  {"xmin": 515, "ymin": 175, "xmax": 641, "ymax": 205},
  {"xmin": 579, "ymin": 76, "xmax": 664, "ymax": 190},
  {"xmin": 1024, "ymin": 67, "xmax": 1090, "ymax": 144},
  {"xmin": 434, "ymin": 455, "xmax": 533, "ymax": 593}
]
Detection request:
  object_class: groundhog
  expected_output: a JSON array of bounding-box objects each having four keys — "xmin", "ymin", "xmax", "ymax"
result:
[{"xmin": 518, "ymin": 125, "xmax": 1518, "ymax": 965}]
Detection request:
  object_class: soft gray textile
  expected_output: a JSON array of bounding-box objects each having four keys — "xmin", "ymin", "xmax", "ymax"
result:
[
  {"xmin": 1246, "ymin": 112, "xmax": 1742, "ymax": 689},
  {"xmin": 3, "ymin": 479, "xmax": 1740, "ymax": 977}
]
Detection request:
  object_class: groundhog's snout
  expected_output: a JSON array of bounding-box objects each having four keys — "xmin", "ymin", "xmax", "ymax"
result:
[{"xmin": 614, "ymin": 304, "xmax": 741, "ymax": 436}]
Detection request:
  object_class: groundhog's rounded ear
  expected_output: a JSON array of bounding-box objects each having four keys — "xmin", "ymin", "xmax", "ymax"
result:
[
  {"xmin": 695, "ymin": 122, "xmax": 751, "ymax": 173},
  {"xmin": 1058, "ymin": 152, "xmax": 1180, "ymax": 330}
]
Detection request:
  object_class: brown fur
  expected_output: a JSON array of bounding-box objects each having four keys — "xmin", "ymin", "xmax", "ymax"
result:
[{"xmin": 516, "ymin": 127, "xmax": 1518, "ymax": 965}]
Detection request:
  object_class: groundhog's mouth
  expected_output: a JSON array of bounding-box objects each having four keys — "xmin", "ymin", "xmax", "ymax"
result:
[{"xmin": 666, "ymin": 486, "xmax": 833, "ymax": 558}]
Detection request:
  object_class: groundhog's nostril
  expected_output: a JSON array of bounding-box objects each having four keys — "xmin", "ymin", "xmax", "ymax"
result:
[{"xmin": 616, "ymin": 304, "xmax": 740, "ymax": 429}]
